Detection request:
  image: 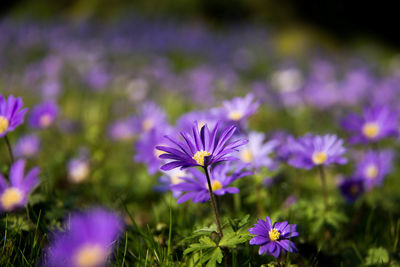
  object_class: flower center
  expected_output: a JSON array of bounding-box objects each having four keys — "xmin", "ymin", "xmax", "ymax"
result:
[
  {"xmin": 39, "ymin": 114, "xmax": 53, "ymax": 128},
  {"xmin": 74, "ymin": 244, "xmax": 106, "ymax": 267},
  {"xmin": 0, "ymin": 116, "xmax": 9, "ymax": 135},
  {"xmin": 365, "ymin": 165, "xmax": 378, "ymax": 179},
  {"xmin": 1, "ymin": 187, "xmax": 23, "ymax": 211},
  {"xmin": 228, "ymin": 111, "xmax": 243, "ymax": 121},
  {"xmin": 240, "ymin": 148, "xmax": 253, "ymax": 163},
  {"xmin": 142, "ymin": 118, "xmax": 154, "ymax": 132},
  {"xmin": 211, "ymin": 180, "xmax": 223, "ymax": 191},
  {"xmin": 362, "ymin": 122, "xmax": 379, "ymax": 139},
  {"xmin": 269, "ymin": 228, "xmax": 280, "ymax": 241},
  {"xmin": 312, "ymin": 151, "xmax": 328, "ymax": 165},
  {"xmin": 350, "ymin": 184, "xmax": 359, "ymax": 195},
  {"xmin": 192, "ymin": 150, "xmax": 211, "ymax": 166},
  {"xmin": 69, "ymin": 162, "xmax": 89, "ymax": 183}
]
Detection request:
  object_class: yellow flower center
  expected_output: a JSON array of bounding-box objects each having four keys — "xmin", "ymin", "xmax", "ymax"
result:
[
  {"xmin": 75, "ymin": 244, "xmax": 106, "ymax": 267},
  {"xmin": 39, "ymin": 114, "xmax": 53, "ymax": 128},
  {"xmin": 1, "ymin": 187, "xmax": 23, "ymax": 211},
  {"xmin": 240, "ymin": 148, "xmax": 253, "ymax": 163},
  {"xmin": 192, "ymin": 150, "xmax": 211, "ymax": 166},
  {"xmin": 362, "ymin": 122, "xmax": 379, "ymax": 139},
  {"xmin": 142, "ymin": 118, "xmax": 154, "ymax": 132},
  {"xmin": 350, "ymin": 185, "xmax": 359, "ymax": 195},
  {"xmin": 365, "ymin": 165, "xmax": 378, "ymax": 179},
  {"xmin": 0, "ymin": 116, "xmax": 9, "ymax": 135},
  {"xmin": 228, "ymin": 111, "xmax": 243, "ymax": 121},
  {"xmin": 211, "ymin": 180, "xmax": 223, "ymax": 191},
  {"xmin": 269, "ymin": 228, "xmax": 280, "ymax": 241},
  {"xmin": 312, "ymin": 151, "xmax": 328, "ymax": 165}
]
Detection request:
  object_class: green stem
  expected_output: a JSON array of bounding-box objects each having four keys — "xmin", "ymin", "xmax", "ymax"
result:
[
  {"xmin": 203, "ymin": 166, "xmax": 223, "ymax": 238},
  {"xmin": 4, "ymin": 135, "xmax": 14, "ymax": 164},
  {"xmin": 318, "ymin": 165, "xmax": 328, "ymax": 210}
]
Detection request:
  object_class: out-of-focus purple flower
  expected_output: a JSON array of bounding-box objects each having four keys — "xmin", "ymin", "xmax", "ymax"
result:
[
  {"xmin": 68, "ymin": 156, "xmax": 90, "ymax": 184},
  {"xmin": 135, "ymin": 126, "xmax": 174, "ymax": 175},
  {"xmin": 41, "ymin": 79, "xmax": 62, "ymax": 100},
  {"xmin": 107, "ymin": 117, "xmax": 136, "ymax": 141},
  {"xmin": 176, "ymin": 110, "xmax": 218, "ymax": 133},
  {"xmin": 354, "ymin": 150, "xmax": 394, "ymax": 190},
  {"xmin": 339, "ymin": 177, "xmax": 365, "ymax": 203},
  {"xmin": 0, "ymin": 94, "xmax": 28, "ymax": 137},
  {"xmin": 0, "ymin": 160, "xmax": 40, "ymax": 212},
  {"xmin": 341, "ymin": 106, "xmax": 398, "ymax": 144},
  {"xmin": 171, "ymin": 164, "xmax": 251, "ymax": 203},
  {"xmin": 287, "ymin": 134, "xmax": 347, "ymax": 170},
  {"xmin": 186, "ymin": 66, "xmax": 216, "ymax": 105},
  {"xmin": 14, "ymin": 134, "xmax": 40, "ymax": 159},
  {"xmin": 283, "ymin": 195, "xmax": 297, "ymax": 209},
  {"xmin": 132, "ymin": 102, "xmax": 167, "ymax": 135},
  {"xmin": 270, "ymin": 131, "xmax": 293, "ymax": 162},
  {"xmin": 29, "ymin": 101, "xmax": 59, "ymax": 129},
  {"xmin": 155, "ymin": 168, "xmax": 188, "ymax": 198},
  {"xmin": 216, "ymin": 93, "xmax": 259, "ymax": 123},
  {"xmin": 45, "ymin": 208, "xmax": 124, "ymax": 267},
  {"xmin": 85, "ymin": 66, "xmax": 110, "ymax": 91},
  {"xmin": 237, "ymin": 132, "xmax": 278, "ymax": 170},
  {"xmin": 249, "ymin": 216, "xmax": 298, "ymax": 258},
  {"xmin": 156, "ymin": 122, "xmax": 247, "ymax": 171}
]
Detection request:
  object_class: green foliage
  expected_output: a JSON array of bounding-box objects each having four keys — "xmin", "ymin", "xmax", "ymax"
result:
[{"xmin": 365, "ymin": 247, "xmax": 389, "ymax": 265}]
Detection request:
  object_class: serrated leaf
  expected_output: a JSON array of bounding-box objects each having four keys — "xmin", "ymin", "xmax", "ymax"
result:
[
  {"xmin": 205, "ymin": 247, "xmax": 223, "ymax": 267},
  {"xmin": 184, "ymin": 236, "xmax": 217, "ymax": 255},
  {"xmin": 219, "ymin": 232, "xmax": 247, "ymax": 247},
  {"xmin": 365, "ymin": 247, "xmax": 389, "ymax": 265}
]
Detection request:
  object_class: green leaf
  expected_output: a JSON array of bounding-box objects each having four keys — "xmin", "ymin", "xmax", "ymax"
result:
[
  {"xmin": 205, "ymin": 247, "xmax": 223, "ymax": 267},
  {"xmin": 184, "ymin": 236, "xmax": 217, "ymax": 255},
  {"xmin": 219, "ymin": 232, "xmax": 248, "ymax": 247},
  {"xmin": 365, "ymin": 247, "xmax": 389, "ymax": 265}
]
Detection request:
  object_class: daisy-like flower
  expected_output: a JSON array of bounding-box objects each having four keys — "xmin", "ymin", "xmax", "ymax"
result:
[
  {"xmin": 238, "ymin": 131, "xmax": 278, "ymax": 170},
  {"xmin": 217, "ymin": 93, "xmax": 259, "ymax": 123},
  {"xmin": 354, "ymin": 150, "xmax": 393, "ymax": 190},
  {"xmin": 341, "ymin": 106, "xmax": 398, "ymax": 144},
  {"xmin": 171, "ymin": 164, "xmax": 251, "ymax": 203},
  {"xmin": 287, "ymin": 134, "xmax": 347, "ymax": 170},
  {"xmin": 0, "ymin": 160, "xmax": 40, "ymax": 212},
  {"xmin": 176, "ymin": 110, "xmax": 218, "ymax": 133},
  {"xmin": 0, "ymin": 94, "xmax": 28, "ymax": 137},
  {"xmin": 249, "ymin": 216, "xmax": 298, "ymax": 258},
  {"xmin": 132, "ymin": 101, "xmax": 167, "ymax": 135},
  {"xmin": 156, "ymin": 122, "xmax": 247, "ymax": 171},
  {"xmin": 45, "ymin": 208, "xmax": 123, "ymax": 267},
  {"xmin": 339, "ymin": 177, "xmax": 365, "ymax": 203},
  {"xmin": 14, "ymin": 134, "xmax": 41, "ymax": 159},
  {"xmin": 135, "ymin": 126, "xmax": 174, "ymax": 175},
  {"xmin": 29, "ymin": 101, "xmax": 58, "ymax": 129},
  {"xmin": 155, "ymin": 168, "xmax": 188, "ymax": 198},
  {"xmin": 68, "ymin": 157, "xmax": 90, "ymax": 184}
]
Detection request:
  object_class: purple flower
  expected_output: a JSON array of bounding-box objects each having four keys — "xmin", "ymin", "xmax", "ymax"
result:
[
  {"xmin": 0, "ymin": 94, "xmax": 28, "ymax": 137},
  {"xmin": 354, "ymin": 150, "xmax": 394, "ymax": 190},
  {"xmin": 176, "ymin": 110, "xmax": 218, "ymax": 133},
  {"xmin": 339, "ymin": 177, "xmax": 365, "ymax": 203},
  {"xmin": 135, "ymin": 126, "xmax": 174, "ymax": 175},
  {"xmin": 68, "ymin": 154, "xmax": 90, "ymax": 184},
  {"xmin": 156, "ymin": 122, "xmax": 247, "ymax": 171},
  {"xmin": 29, "ymin": 101, "xmax": 58, "ymax": 129},
  {"xmin": 237, "ymin": 132, "xmax": 278, "ymax": 170},
  {"xmin": 14, "ymin": 134, "xmax": 41, "ymax": 158},
  {"xmin": 341, "ymin": 106, "xmax": 398, "ymax": 144},
  {"xmin": 287, "ymin": 134, "xmax": 347, "ymax": 170},
  {"xmin": 249, "ymin": 216, "xmax": 298, "ymax": 258},
  {"xmin": 155, "ymin": 168, "xmax": 188, "ymax": 198},
  {"xmin": 45, "ymin": 208, "xmax": 123, "ymax": 267},
  {"xmin": 132, "ymin": 102, "xmax": 168, "ymax": 135},
  {"xmin": 107, "ymin": 117, "xmax": 136, "ymax": 141},
  {"xmin": 0, "ymin": 160, "xmax": 40, "ymax": 212},
  {"xmin": 216, "ymin": 93, "xmax": 259, "ymax": 123},
  {"xmin": 171, "ymin": 164, "xmax": 251, "ymax": 203}
]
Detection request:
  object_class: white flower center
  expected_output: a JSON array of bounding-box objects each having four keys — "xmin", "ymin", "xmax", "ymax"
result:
[
  {"xmin": 312, "ymin": 151, "xmax": 328, "ymax": 165},
  {"xmin": 228, "ymin": 111, "xmax": 243, "ymax": 121},
  {"xmin": 240, "ymin": 148, "xmax": 253, "ymax": 163},
  {"xmin": 69, "ymin": 162, "xmax": 89, "ymax": 183},
  {"xmin": 142, "ymin": 118, "xmax": 154, "ymax": 132},
  {"xmin": 365, "ymin": 165, "xmax": 378, "ymax": 179}
]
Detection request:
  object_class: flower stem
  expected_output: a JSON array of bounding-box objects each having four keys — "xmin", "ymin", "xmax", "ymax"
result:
[
  {"xmin": 4, "ymin": 135, "xmax": 14, "ymax": 164},
  {"xmin": 203, "ymin": 166, "xmax": 224, "ymax": 238},
  {"xmin": 318, "ymin": 165, "xmax": 328, "ymax": 210}
]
